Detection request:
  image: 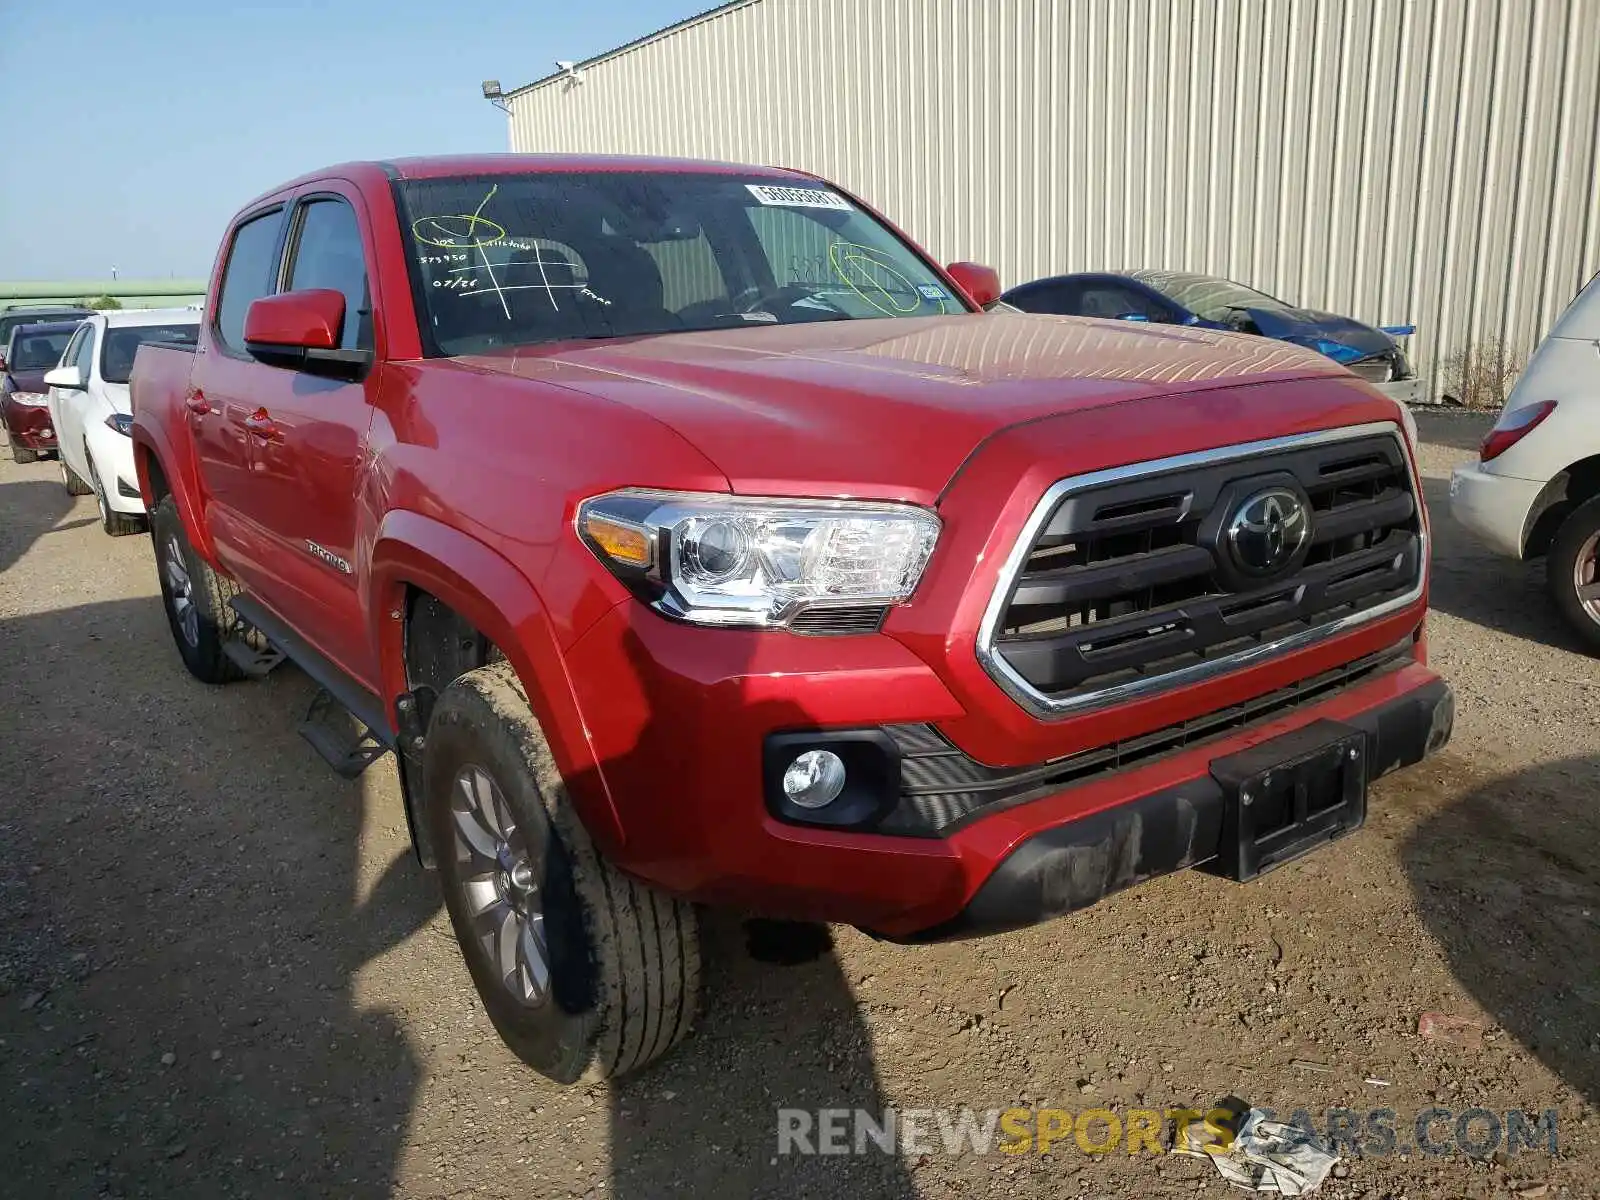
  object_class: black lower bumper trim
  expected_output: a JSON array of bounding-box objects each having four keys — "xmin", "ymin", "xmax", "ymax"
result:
[{"xmin": 896, "ymin": 677, "xmax": 1453, "ymax": 943}]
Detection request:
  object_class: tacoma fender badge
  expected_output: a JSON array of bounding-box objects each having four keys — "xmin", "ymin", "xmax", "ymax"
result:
[{"xmin": 305, "ymin": 541, "xmax": 353, "ymax": 575}]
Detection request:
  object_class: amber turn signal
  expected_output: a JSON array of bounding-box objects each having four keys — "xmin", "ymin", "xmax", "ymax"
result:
[{"xmin": 582, "ymin": 512, "xmax": 653, "ymax": 567}]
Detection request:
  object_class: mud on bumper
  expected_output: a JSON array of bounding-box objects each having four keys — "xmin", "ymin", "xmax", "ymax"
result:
[{"xmin": 898, "ymin": 677, "xmax": 1453, "ymax": 942}]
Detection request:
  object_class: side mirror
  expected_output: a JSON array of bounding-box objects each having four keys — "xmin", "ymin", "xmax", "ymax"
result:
[
  {"xmin": 244, "ymin": 289, "xmax": 370, "ymax": 378},
  {"xmin": 945, "ymin": 262, "xmax": 1003, "ymax": 309},
  {"xmin": 43, "ymin": 365, "xmax": 84, "ymax": 390}
]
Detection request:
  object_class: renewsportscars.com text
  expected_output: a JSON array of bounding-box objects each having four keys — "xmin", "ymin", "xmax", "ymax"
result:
[{"xmin": 776, "ymin": 1106, "xmax": 1560, "ymax": 1159}]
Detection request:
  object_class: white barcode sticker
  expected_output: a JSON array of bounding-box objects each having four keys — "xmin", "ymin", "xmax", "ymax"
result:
[{"xmin": 745, "ymin": 184, "xmax": 854, "ymax": 211}]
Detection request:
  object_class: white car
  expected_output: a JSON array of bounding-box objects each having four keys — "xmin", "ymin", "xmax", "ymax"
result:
[
  {"xmin": 1450, "ymin": 270, "xmax": 1600, "ymax": 653},
  {"xmin": 44, "ymin": 309, "xmax": 200, "ymax": 536}
]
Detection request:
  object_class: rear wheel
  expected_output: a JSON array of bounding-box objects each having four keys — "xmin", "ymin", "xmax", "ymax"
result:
[
  {"xmin": 88, "ymin": 455, "xmax": 143, "ymax": 536},
  {"xmin": 60, "ymin": 455, "xmax": 93, "ymax": 496},
  {"xmin": 426, "ymin": 661, "xmax": 701, "ymax": 1083},
  {"xmin": 150, "ymin": 495, "xmax": 246, "ymax": 684},
  {"xmin": 1547, "ymin": 495, "xmax": 1600, "ymax": 656}
]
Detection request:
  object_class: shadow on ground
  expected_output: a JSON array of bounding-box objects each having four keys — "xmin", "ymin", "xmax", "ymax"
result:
[
  {"xmin": 1403, "ymin": 755, "xmax": 1600, "ymax": 1107},
  {"xmin": 0, "ymin": 593, "xmax": 916, "ymax": 1197},
  {"xmin": 0, "ymin": 597, "xmax": 440, "ymax": 1197},
  {"xmin": 0, "ymin": 477, "xmax": 75, "ymax": 575}
]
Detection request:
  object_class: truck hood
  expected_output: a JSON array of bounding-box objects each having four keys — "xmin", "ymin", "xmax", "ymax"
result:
[
  {"xmin": 453, "ymin": 313, "xmax": 1349, "ymax": 500},
  {"xmin": 103, "ymin": 382, "xmax": 132, "ymax": 414}
]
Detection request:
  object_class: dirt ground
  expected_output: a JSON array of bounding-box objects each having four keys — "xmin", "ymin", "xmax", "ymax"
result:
[{"xmin": 2, "ymin": 411, "xmax": 1596, "ymax": 1200}]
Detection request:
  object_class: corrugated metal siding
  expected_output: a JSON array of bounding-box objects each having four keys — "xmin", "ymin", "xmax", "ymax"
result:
[{"xmin": 508, "ymin": 0, "xmax": 1600, "ymax": 398}]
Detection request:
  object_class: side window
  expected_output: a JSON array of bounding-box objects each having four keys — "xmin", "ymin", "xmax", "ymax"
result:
[
  {"xmin": 1010, "ymin": 281, "xmax": 1084, "ymax": 315},
  {"xmin": 60, "ymin": 326, "xmax": 88, "ymax": 376},
  {"xmin": 216, "ymin": 210, "xmax": 285, "ymax": 352},
  {"xmin": 73, "ymin": 326, "xmax": 96, "ymax": 377},
  {"xmin": 1078, "ymin": 283, "xmax": 1170, "ymax": 321},
  {"xmin": 286, "ymin": 199, "xmax": 371, "ymax": 351}
]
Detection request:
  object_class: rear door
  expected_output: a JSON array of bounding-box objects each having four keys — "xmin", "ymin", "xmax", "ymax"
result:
[
  {"xmin": 229, "ymin": 186, "xmax": 381, "ymax": 686},
  {"xmin": 190, "ymin": 204, "xmax": 291, "ymax": 586}
]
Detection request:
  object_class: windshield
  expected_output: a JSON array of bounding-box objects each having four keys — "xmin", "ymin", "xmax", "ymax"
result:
[
  {"xmin": 101, "ymin": 323, "xmax": 199, "ymax": 384},
  {"xmin": 1132, "ymin": 272, "xmax": 1295, "ymax": 323},
  {"xmin": 9, "ymin": 328, "xmax": 75, "ymax": 371},
  {"xmin": 397, "ymin": 172, "xmax": 966, "ymax": 355}
]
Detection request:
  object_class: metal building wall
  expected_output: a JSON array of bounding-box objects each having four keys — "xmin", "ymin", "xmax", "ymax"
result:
[{"xmin": 507, "ymin": 0, "xmax": 1600, "ymax": 398}]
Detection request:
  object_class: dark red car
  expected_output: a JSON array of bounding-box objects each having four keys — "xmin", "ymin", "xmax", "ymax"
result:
[
  {"xmin": 2, "ymin": 319, "xmax": 81, "ymax": 462},
  {"xmin": 130, "ymin": 155, "xmax": 1452, "ymax": 1083}
]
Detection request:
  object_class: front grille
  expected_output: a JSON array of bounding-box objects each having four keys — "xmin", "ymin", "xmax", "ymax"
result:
[
  {"xmin": 881, "ymin": 639, "xmax": 1412, "ymax": 836},
  {"xmin": 979, "ymin": 425, "xmax": 1424, "ymax": 714}
]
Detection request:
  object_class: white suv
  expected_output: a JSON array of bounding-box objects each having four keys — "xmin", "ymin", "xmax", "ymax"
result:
[{"xmin": 1450, "ymin": 271, "xmax": 1600, "ymax": 652}]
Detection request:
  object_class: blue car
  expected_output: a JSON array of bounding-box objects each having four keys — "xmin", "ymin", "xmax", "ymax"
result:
[{"xmin": 1002, "ymin": 269, "xmax": 1418, "ymax": 397}]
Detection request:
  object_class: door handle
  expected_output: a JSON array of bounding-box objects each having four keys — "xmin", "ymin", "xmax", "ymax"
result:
[
  {"xmin": 243, "ymin": 408, "xmax": 280, "ymax": 440},
  {"xmin": 184, "ymin": 389, "xmax": 211, "ymax": 415}
]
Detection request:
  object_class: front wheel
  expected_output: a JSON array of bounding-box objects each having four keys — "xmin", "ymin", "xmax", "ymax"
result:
[
  {"xmin": 425, "ymin": 662, "xmax": 701, "ymax": 1083},
  {"xmin": 60, "ymin": 456, "xmax": 93, "ymax": 496},
  {"xmin": 10, "ymin": 440, "xmax": 39, "ymax": 464},
  {"xmin": 149, "ymin": 496, "xmax": 246, "ymax": 684},
  {"xmin": 1547, "ymin": 495, "xmax": 1600, "ymax": 656},
  {"xmin": 88, "ymin": 455, "xmax": 143, "ymax": 536}
]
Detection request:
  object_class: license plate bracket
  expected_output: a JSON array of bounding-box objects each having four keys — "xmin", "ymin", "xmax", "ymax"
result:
[{"xmin": 1206, "ymin": 719, "xmax": 1368, "ymax": 882}]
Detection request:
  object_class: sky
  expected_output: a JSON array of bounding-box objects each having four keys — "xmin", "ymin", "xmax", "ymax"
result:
[{"xmin": 0, "ymin": 0, "xmax": 711, "ymax": 281}]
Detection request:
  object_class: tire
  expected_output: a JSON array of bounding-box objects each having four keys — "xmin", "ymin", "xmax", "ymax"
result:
[
  {"xmin": 1547, "ymin": 495, "xmax": 1600, "ymax": 656},
  {"xmin": 88, "ymin": 454, "xmax": 144, "ymax": 536},
  {"xmin": 10, "ymin": 440, "xmax": 39, "ymax": 464},
  {"xmin": 60, "ymin": 456, "xmax": 93, "ymax": 496},
  {"xmin": 149, "ymin": 495, "xmax": 247, "ymax": 684},
  {"xmin": 425, "ymin": 661, "xmax": 701, "ymax": 1083}
]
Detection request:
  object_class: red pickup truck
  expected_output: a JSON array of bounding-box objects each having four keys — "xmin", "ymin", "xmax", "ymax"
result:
[{"xmin": 131, "ymin": 155, "xmax": 1452, "ymax": 1083}]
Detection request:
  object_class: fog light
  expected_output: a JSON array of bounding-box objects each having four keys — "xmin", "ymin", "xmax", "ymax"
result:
[{"xmin": 782, "ymin": 750, "xmax": 846, "ymax": 809}]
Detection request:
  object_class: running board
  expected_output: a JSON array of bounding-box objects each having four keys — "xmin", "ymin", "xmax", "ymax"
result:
[
  {"xmin": 299, "ymin": 688, "xmax": 389, "ymax": 779},
  {"xmin": 227, "ymin": 596, "xmax": 396, "ymax": 778},
  {"xmin": 221, "ymin": 632, "xmax": 286, "ymax": 678}
]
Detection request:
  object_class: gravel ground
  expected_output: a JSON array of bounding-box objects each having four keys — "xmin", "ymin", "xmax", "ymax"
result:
[{"xmin": 1, "ymin": 411, "xmax": 1596, "ymax": 1200}]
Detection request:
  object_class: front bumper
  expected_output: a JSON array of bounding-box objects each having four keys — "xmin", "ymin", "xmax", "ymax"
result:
[
  {"xmin": 1, "ymin": 398, "xmax": 56, "ymax": 449},
  {"xmin": 1373, "ymin": 376, "xmax": 1426, "ymax": 407},
  {"xmin": 565, "ymin": 595, "xmax": 1444, "ymax": 938},
  {"xmin": 902, "ymin": 674, "xmax": 1452, "ymax": 941},
  {"xmin": 1449, "ymin": 460, "xmax": 1542, "ymax": 560}
]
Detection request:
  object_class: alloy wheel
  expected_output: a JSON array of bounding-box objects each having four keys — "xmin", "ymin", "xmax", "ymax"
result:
[
  {"xmin": 450, "ymin": 764, "xmax": 551, "ymax": 1006},
  {"xmin": 162, "ymin": 535, "xmax": 199, "ymax": 648},
  {"xmin": 1574, "ymin": 530, "xmax": 1600, "ymax": 627}
]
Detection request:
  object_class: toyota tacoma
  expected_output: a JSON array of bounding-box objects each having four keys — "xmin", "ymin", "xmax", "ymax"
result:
[{"xmin": 129, "ymin": 155, "xmax": 1453, "ymax": 1082}]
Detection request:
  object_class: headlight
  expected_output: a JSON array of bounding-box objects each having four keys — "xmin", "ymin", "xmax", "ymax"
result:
[
  {"xmin": 578, "ymin": 489, "xmax": 941, "ymax": 630},
  {"xmin": 10, "ymin": 390, "xmax": 47, "ymax": 407},
  {"xmin": 105, "ymin": 412, "xmax": 134, "ymax": 436}
]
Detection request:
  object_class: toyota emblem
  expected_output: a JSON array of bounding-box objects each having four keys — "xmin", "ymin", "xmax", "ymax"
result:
[{"xmin": 1226, "ymin": 486, "xmax": 1311, "ymax": 576}]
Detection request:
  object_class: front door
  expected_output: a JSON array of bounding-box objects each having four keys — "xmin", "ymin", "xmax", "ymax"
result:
[{"xmin": 233, "ymin": 189, "xmax": 381, "ymax": 688}]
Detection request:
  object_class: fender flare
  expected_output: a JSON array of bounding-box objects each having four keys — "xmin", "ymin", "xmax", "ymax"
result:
[
  {"xmin": 368, "ymin": 510, "xmax": 626, "ymax": 854},
  {"xmin": 131, "ymin": 423, "xmax": 218, "ymax": 564}
]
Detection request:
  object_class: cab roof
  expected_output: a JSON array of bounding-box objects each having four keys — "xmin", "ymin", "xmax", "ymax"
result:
[{"xmin": 247, "ymin": 154, "xmax": 815, "ymax": 209}]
